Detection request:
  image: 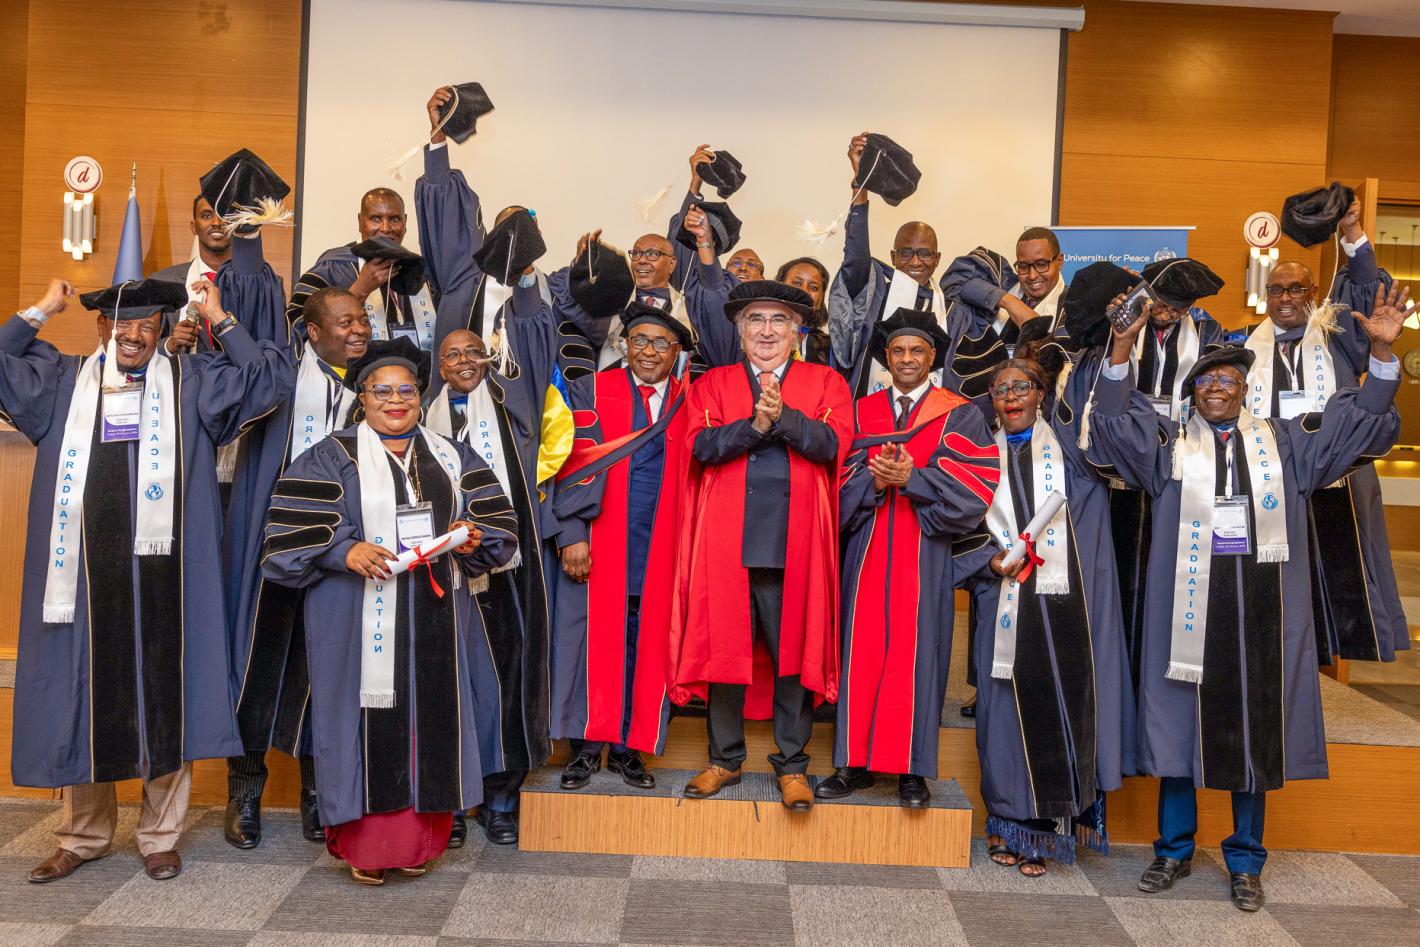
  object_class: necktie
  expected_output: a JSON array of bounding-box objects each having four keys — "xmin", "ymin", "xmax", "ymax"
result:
[
  {"xmin": 643, "ymin": 295, "xmax": 665, "ymax": 311},
  {"xmin": 896, "ymin": 395, "xmax": 913, "ymax": 430},
  {"xmin": 759, "ymin": 371, "xmax": 776, "ymax": 391},
  {"xmin": 637, "ymin": 384, "xmax": 657, "ymax": 420}
]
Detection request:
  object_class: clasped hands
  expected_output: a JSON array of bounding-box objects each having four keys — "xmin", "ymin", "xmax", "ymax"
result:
[{"xmin": 869, "ymin": 442, "xmax": 913, "ymax": 492}]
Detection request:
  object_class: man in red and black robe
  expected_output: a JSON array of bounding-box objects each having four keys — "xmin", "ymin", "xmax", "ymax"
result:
[
  {"xmin": 550, "ymin": 303, "xmax": 694, "ymax": 789},
  {"xmin": 669, "ymin": 281, "xmax": 853, "ymax": 812},
  {"xmin": 819, "ymin": 309, "xmax": 998, "ymax": 807}
]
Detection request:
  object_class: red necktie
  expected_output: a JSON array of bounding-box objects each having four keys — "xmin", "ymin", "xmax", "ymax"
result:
[
  {"xmin": 202, "ymin": 271, "xmax": 217, "ymax": 348},
  {"xmin": 637, "ymin": 384, "xmax": 657, "ymax": 420},
  {"xmin": 759, "ymin": 371, "xmax": 776, "ymax": 389}
]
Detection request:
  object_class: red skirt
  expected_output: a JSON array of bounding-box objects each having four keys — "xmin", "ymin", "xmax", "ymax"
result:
[{"xmin": 325, "ymin": 806, "xmax": 453, "ymax": 871}]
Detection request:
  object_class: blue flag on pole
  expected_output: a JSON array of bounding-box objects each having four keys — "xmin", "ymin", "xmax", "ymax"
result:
[{"xmin": 112, "ymin": 185, "xmax": 144, "ymax": 283}]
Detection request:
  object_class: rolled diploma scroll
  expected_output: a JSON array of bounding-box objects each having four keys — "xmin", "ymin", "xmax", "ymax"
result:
[
  {"xmin": 998, "ymin": 490, "xmax": 1068, "ymax": 567},
  {"xmin": 384, "ymin": 526, "xmax": 470, "ymax": 576}
]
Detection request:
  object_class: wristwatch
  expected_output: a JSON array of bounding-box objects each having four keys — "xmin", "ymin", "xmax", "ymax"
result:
[{"xmin": 213, "ymin": 313, "xmax": 239, "ymax": 336}]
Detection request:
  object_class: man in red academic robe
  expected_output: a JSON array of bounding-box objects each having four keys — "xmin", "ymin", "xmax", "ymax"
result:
[
  {"xmin": 550, "ymin": 304, "xmax": 695, "ymax": 788},
  {"xmin": 671, "ymin": 280, "xmax": 853, "ymax": 812}
]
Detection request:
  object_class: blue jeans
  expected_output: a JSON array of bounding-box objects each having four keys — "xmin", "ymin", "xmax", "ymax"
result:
[{"xmin": 1154, "ymin": 776, "xmax": 1267, "ymax": 875}]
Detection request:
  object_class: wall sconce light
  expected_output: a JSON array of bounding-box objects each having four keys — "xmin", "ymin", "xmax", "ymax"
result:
[
  {"xmin": 1245, "ymin": 245, "xmax": 1278, "ymax": 316},
  {"xmin": 63, "ymin": 192, "xmax": 96, "ymax": 261}
]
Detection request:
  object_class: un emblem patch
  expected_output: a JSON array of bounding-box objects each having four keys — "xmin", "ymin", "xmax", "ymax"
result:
[
  {"xmin": 1000, "ymin": 615, "xmax": 1012, "ymax": 629},
  {"xmin": 1261, "ymin": 493, "xmax": 1278, "ymax": 510},
  {"xmin": 145, "ymin": 483, "xmax": 164, "ymax": 501}
]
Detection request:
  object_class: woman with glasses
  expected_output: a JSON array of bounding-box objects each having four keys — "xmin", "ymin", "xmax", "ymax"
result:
[
  {"xmin": 261, "ymin": 338, "xmax": 518, "ymax": 886},
  {"xmin": 954, "ymin": 320, "xmax": 1135, "ymax": 877},
  {"xmin": 774, "ymin": 257, "xmax": 832, "ymax": 364}
]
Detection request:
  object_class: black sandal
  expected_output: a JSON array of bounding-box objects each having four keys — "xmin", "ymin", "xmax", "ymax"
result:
[
  {"xmin": 987, "ymin": 837, "xmax": 1018, "ymax": 867},
  {"xmin": 1018, "ymin": 856, "xmax": 1047, "ymax": 877}
]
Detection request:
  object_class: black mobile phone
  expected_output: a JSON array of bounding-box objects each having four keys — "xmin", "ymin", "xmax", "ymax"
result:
[{"xmin": 1109, "ymin": 279, "xmax": 1155, "ymax": 333}]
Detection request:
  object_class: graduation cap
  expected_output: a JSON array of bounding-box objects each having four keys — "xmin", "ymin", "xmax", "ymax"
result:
[
  {"xmin": 856, "ymin": 133, "xmax": 921, "ymax": 207},
  {"xmin": 623, "ymin": 300, "xmax": 694, "ymax": 349},
  {"xmin": 569, "ymin": 240, "xmax": 635, "ymax": 321},
  {"xmin": 1142, "ymin": 258, "xmax": 1225, "ymax": 308},
  {"xmin": 80, "ymin": 279, "xmax": 188, "ymax": 321},
  {"xmin": 351, "ymin": 236, "xmax": 426, "ymax": 297},
  {"xmin": 723, "ymin": 279, "xmax": 815, "ymax": 321},
  {"xmin": 1062, "ymin": 261, "xmax": 1136, "ymax": 349},
  {"xmin": 1281, "ymin": 182, "xmax": 1355, "ymax": 248},
  {"xmin": 1180, "ymin": 345, "xmax": 1254, "ymax": 399},
  {"xmin": 472, "ymin": 209, "xmax": 546, "ymax": 285},
  {"xmin": 1011, "ymin": 315, "xmax": 1068, "ymax": 382},
  {"xmin": 697, "ymin": 150, "xmax": 746, "ymax": 199},
  {"xmin": 675, "ymin": 200, "xmax": 742, "ymax": 256},
  {"xmin": 433, "ymin": 82, "xmax": 495, "ymax": 144},
  {"xmin": 199, "ymin": 148, "xmax": 290, "ymax": 222},
  {"xmin": 343, "ymin": 337, "xmax": 432, "ymax": 392},
  {"xmin": 871, "ymin": 307, "xmax": 949, "ymax": 370}
]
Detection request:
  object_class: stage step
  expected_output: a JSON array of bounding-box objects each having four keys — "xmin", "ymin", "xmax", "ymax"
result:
[{"xmin": 519, "ymin": 766, "xmax": 973, "ymax": 868}]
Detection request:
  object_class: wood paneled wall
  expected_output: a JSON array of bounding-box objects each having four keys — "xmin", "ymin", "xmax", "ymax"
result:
[
  {"xmin": 1058, "ymin": 0, "xmax": 1337, "ymax": 330},
  {"xmin": 1329, "ymin": 34, "xmax": 1420, "ymax": 184}
]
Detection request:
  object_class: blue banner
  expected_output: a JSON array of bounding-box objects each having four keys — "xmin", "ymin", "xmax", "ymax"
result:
[{"xmin": 1054, "ymin": 227, "xmax": 1194, "ymax": 283}]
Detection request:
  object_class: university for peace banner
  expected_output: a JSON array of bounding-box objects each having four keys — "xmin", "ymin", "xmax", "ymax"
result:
[{"xmin": 1054, "ymin": 226, "xmax": 1194, "ymax": 283}]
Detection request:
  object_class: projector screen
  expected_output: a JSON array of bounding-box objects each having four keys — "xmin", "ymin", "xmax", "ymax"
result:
[{"xmin": 299, "ymin": 0, "xmax": 1064, "ymax": 278}]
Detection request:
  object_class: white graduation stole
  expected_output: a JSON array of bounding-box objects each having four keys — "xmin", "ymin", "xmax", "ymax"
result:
[
  {"xmin": 362, "ymin": 260, "xmax": 437, "ymax": 351},
  {"xmin": 288, "ymin": 352, "xmax": 354, "ymax": 464},
  {"xmin": 1244, "ymin": 310, "xmax": 1337, "ymax": 419},
  {"xmin": 865, "ymin": 269, "xmax": 947, "ymax": 394},
  {"xmin": 1131, "ymin": 315, "xmax": 1200, "ymax": 421}
]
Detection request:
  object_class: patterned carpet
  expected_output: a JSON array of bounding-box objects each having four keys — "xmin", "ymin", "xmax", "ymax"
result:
[{"xmin": 0, "ymin": 797, "xmax": 1416, "ymax": 945}]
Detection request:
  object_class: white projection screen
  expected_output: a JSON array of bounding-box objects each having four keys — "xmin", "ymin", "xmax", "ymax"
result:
[{"xmin": 298, "ymin": 0, "xmax": 1070, "ymax": 277}]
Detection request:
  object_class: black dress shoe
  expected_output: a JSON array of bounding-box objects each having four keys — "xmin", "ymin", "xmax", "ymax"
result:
[
  {"xmin": 448, "ymin": 812, "xmax": 467, "ymax": 849},
  {"xmin": 897, "ymin": 774, "xmax": 931, "ymax": 808},
  {"xmin": 960, "ymin": 697, "xmax": 977, "ymax": 719},
  {"xmin": 1230, "ymin": 872, "xmax": 1265, "ymax": 912},
  {"xmin": 560, "ymin": 752, "xmax": 601, "ymax": 790},
  {"xmin": 607, "ymin": 751, "xmax": 655, "ymax": 789},
  {"xmin": 1137, "ymin": 856, "xmax": 1192, "ymax": 893},
  {"xmin": 475, "ymin": 808, "xmax": 518, "ymax": 845},
  {"xmin": 224, "ymin": 797, "xmax": 261, "ymax": 850},
  {"xmin": 299, "ymin": 790, "xmax": 323, "ymax": 842},
  {"xmin": 813, "ymin": 767, "xmax": 874, "ymax": 800}
]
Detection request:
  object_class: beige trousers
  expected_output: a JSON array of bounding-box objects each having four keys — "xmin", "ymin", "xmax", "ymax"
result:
[{"xmin": 57, "ymin": 763, "xmax": 192, "ymax": 859}]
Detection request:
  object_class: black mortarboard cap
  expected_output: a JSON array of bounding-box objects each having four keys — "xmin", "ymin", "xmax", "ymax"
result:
[
  {"xmin": 698, "ymin": 150, "xmax": 746, "ymax": 200},
  {"xmin": 343, "ymin": 337, "xmax": 432, "ymax": 392},
  {"xmin": 871, "ymin": 307, "xmax": 949, "ymax": 370},
  {"xmin": 675, "ymin": 200, "xmax": 742, "ymax": 255},
  {"xmin": 351, "ymin": 236, "xmax": 426, "ymax": 296},
  {"xmin": 622, "ymin": 300, "xmax": 695, "ymax": 349},
  {"xmin": 80, "ymin": 278, "xmax": 188, "ymax": 321},
  {"xmin": 1142, "ymin": 258, "xmax": 1225, "ymax": 308},
  {"xmin": 1281, "ymin": 182, "xmax": 1355, "ymax": 248},
  {"xmin": 1180, "ymin": 345, "xmax": 1254, "ymax": 400},
  {"xmin": 723, "ymin": 279, "xmax": 815, "ymax": 321},
  {"xmin": 1062, "ymin": 261, "xmax": 1136, "ymax": 349},
  {"xmin": 472, "ymin": 209, "xmax": 547, "ymax": 284},
  {"xmin": 856, "ymin": 133, "xmax": 921, "ymax": 207},
  {"xmin": 435, "ymin": 82, "xmax": 495, "ymax": 145},
  {"xmin": 569, "ymin": 240, "xmax": 635, "ymax": 321},
  {"xmin": 199, "ymin": 148, "xmax": 290, "ymax": 219},
  {"xmin": 1011, "ymin": 315, "xmax": 1068, "ymax": 382}
]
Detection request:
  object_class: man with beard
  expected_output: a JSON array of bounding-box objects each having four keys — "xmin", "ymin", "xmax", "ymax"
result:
[{"xmin": 222, "ymin": 288, "xmax": 370, "ymax": 849}]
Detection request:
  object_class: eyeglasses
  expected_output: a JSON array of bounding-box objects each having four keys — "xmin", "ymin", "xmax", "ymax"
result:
[
  {"xmin": 1192, "ymin": 373, "xmax": 1241, "ymax": 391},
  {"xmin": 893, "ymin": 247, "xmax": 940, "ymax": 263},
  {"xmin": 742, "ymin": 314, "xmax": 794, "ymax": 330},
  {"xmin": 628, "ymin": 335, "xmax": 675, "ymax": 353},
  {"xmin": 1013, "ymin": 258, "xmax": 1058, "ymax": 275},
  {"xmin": 440, "ymin": 347, "xmax": 487, "ymax": 364},
  {"xmin": 989, "ymin": 380, "xmax": 1038, "ymax": 399},
  {"xmin": 628, "ymin": 249, "xmax": 672, "ymax": 262},
  {"xmin": 1266, "ymin": 284, "xmax": 1312, "ymax": 299},
  {"xmin": 728, "ymin": 259, "xmax": 764, "ymax": 274},
  {"xmin": 364, "ymin": 383, "xmax": 419, "ymax": 402}
]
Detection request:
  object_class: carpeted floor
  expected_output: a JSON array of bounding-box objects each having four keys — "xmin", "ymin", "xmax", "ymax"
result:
[{"xmin": 0, "ymin": 796, "xmax": 1415, "ymax": 945}]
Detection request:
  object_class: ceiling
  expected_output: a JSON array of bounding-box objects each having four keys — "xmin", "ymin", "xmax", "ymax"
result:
[{"xmin": 1118, "ymin": 0, "xmax": 1420, "ymax": 37}]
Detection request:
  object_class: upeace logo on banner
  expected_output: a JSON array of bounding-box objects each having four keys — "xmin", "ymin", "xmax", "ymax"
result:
[{"xmin": 1054, "ymin": 227, "xmax": 1195, "ymax": 282}]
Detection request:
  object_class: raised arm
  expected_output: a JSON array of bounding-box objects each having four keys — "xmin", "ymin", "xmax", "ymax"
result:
[
  {"xmin": 190, "ymin": 280, "xmax": 297, "ymax": 445},
  {"xmin": 667, "ymin": 145, "xmax": 713, "ymax": 288},
  {"xmin": 416, "ymin": 86, "xmax": 486, "ymax": 297},
  {"xmin": 681, "ymin": 207, "xmax": 739, "ymax": 369},
  {"xmin": 1083, "ymin": 311, "xmax": 1177, "ymax": 497},
  {"xmin": 0, "ymin": 281, "xmax": 76, "ymax": 443},
  {"xmin": 216, "ymin": 228, "xmax": 289, "ymax": 347}
]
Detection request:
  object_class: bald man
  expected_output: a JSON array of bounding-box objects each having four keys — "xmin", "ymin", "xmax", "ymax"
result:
[{"xmin": 827, "ymin": 133, "xmax": 948, "ymax": 398}]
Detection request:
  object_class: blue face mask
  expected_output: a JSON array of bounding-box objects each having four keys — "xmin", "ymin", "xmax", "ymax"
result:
[{"xmin": 518, "ymin": 272, "xmax": 537, "ymax": 289}]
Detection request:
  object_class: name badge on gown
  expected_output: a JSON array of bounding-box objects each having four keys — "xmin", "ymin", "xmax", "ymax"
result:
[
  {"xmin": 1212, "ymin": 496, "xmax": 1251, "ymax": 556},
  {"xmin": 390, "ymin": 323, "xmax": 420, "ymax": 346},
  {"xmin": 101, "ymin": 386, "xmax": 142, "ymax": 442},
  {"xmin": 1148, "ymin": 395, "xmax": 1172, "ymax": 417},
  {"xmin": 395, "ymin": 502, "xmax": 435, "ymax": 553},
  {"xmin": 1277, "ymin": 389, "xmax": 1314, "ymax": 420}
]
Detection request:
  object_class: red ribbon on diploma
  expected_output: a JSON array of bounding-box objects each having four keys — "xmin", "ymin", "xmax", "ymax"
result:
[
  {"xmin": 1016, "ymin": 531, "xmax": 1046, "ymax": 584},
  {"xmin": 410, "ymin": 534, "xmax": 458, "ymax": 599}
]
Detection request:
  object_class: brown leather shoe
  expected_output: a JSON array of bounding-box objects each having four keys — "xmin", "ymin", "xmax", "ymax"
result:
[
  {"xmin": 683, "ymin": 764, "xmax": 742, "ymax": 798},
  {"xmin": 779, "ymin": 773, "xmax": 813, "ymax": 812},
  {"xmin": 351, "ymin": 866, "xmax": 386, "ymax": 885},
  {"xmin": 143, "ymin": 850, "xmax": 182, "ymax": 881},
  {"xmin": 27, "ymin": 849, "xmax": 94, "ymax": 884},
  {"xmin": 392, "ymin": 861, "xmax": 432, "ymax": 877}
]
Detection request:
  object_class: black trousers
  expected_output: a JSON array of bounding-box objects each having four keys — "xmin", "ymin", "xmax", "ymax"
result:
[
  {"xmin": 228, "ymin": 750, "xmax": 315, "ymax": 801},
  {"xmin": 707, "ymin": 568, "xmax": 814, "ymax": 776}
]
